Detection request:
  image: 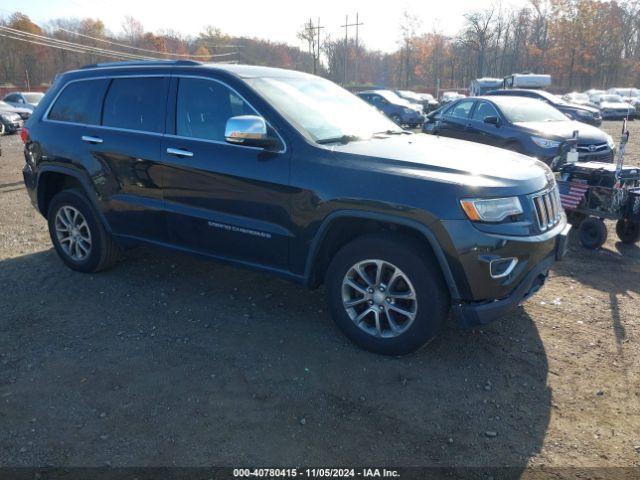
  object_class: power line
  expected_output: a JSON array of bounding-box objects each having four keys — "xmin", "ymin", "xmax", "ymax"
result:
[
  {"xmin": 0, "ymin": 32, "xmax": 152, "ymax": 61},
  {"xmin": 0, "ymin": 25, "xmax": 156, "ymax": 60},
  {"xmin": 55, "ymin": 27, "xmax": 240, "ymax": 57}
]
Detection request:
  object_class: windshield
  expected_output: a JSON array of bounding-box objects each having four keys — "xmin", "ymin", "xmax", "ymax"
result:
[
  {"xmin": 246, "ymin": 76, "xmax": 401, "ymax": 143},
  {"xmin": 497, "ymin": 99, "xmax": 568, "ymax": 123},
  {"xmin": 569, "ymin": 93, "xmax": 589, "ymax": 102},
  {"xmin": 602, "ymin": 94, "xmax": 623, "ymax": 103},
  {"xmin": 612, "ymin": 89, "xmax": 638, "ymax": 97},
  {"xmin": 23, "ymin": 92, "xmax": 44, "ymax": 104}
]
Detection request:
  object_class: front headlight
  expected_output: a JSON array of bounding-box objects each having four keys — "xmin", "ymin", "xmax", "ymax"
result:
[
  {"xmin": 606, "ymin": 134, "xmax": 615, "ymax": 149},
  {"xmin": 460, "ymin": 197, "xmax": 523, "ymax": 222},
  {"xmin": 531, "ymin": 136, "xmax": 561, "ymax": 149},
  {"xmin": 575, "ymin": 110, "xmax": 592, "ymax": 117}
]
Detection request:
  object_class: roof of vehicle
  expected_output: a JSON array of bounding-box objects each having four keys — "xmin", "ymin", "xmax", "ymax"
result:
[
  {"xmin": 472, "ymin": 77, "xmax": 502, "ymax": 84},
  {"xmin": 455, "ymin": 95, "xmax": 560, "ymax": 109},
  {"xmin": 76, "ymin": 60, "xmax": 314, "ymax": 79},
  {"xmin": 488, "ymin": 88, "xmax": 559, "ymax": 102}
]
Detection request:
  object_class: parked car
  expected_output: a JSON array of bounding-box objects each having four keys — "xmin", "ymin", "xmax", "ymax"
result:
[
  {"xmin": 0, "ymin": 100, "xmax": 25, "ymax": 134},
  {"xmin": 0, "ymin": 100, "xmax": 31, "ymax": 120},
  {"xmin": 606, "ymin": 88, "xmax": 640, "ymax": 108},
  {"xmin": 469, "ymin": 77, "xmax": 502, "ymax": 96},
  {"xmin": 394, "ymin": 90, "xmax": 438, "ymax": 113},
  {"xmin": 422, "ymin": 96, "xmax": 615, "ymax": 165},
  {"xmin": 440, "ymin": 91, "xmax": 466, "ymax": 104},
  {"xmin": 418, "ymin": 93, "xmax": 440, "ymax": 112},
  {"xmin": 357, "ymin": 90, "xmax": 424, "ymax": 127},
  {"xmin": 22, "ymin": 60, "xmax": 569, "ymax": 355},
  {"xmin": 591, "ymin": 94, "xmax": 636, "ymax": 120},
  {"xmin": 2, "ymin": 91, "xmax": 45, "ymax": 111},
  {"xmin": 486, "ymin": 88, "xmax": 602, "ymax": 126},
  {"xmin": 562, "ymin": 92, "xmax": 593, "ymax": 107}
]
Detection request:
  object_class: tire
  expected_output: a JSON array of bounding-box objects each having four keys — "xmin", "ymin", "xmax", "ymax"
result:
[
  {"xmin": 616, "ymin": 219, "xmax": 640, "ymax": 244},
  {"xmin": 578, "ymin": 217, "xmax": 608, "ymax": 249},
  {"xmin": 390, "ymin": 114, "xmax": 402, "ymax": 126},
  {"xmin": 47, "ymin": 189, "xmax": 121, "ymax": 273},
  {"xmin": 566, "ymin": 211, "xmax": 587, "ymax": 228},
  {"xmin": 325, "ymin": 233, "xmax": 450, "ymax": 356}
]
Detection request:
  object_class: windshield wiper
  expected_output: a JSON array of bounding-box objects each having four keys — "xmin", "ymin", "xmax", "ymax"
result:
[
  {"xmin": 316, "ymin": 134, "xmax": 361, "ymax": 145},
  {"xmin": 373, "ymin": 129, "xmax": 412, "ymax": 136}
]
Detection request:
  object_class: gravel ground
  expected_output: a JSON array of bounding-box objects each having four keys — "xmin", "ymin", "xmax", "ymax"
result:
[{"xmin": 0, "ymin": 122, "xmax": 639, "ymax": 470}]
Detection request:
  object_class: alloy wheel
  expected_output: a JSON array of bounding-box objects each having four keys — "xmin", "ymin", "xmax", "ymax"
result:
[
  {"xmin": 341, "ymin": 259, "xmax": 418, "ymax": 338},
  {"xmin": 54, "ymin": 205, "xmax": 92, "ymax": 261}
]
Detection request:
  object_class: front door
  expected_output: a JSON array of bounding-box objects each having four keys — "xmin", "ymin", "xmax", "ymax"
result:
[{"xmin": 160, "ymin": 76, "xmax": 291, "ymax": 270}]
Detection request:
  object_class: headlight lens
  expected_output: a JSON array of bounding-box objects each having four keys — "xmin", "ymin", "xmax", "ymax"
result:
[
  {"xmin": 606, "ymin": 134, "xmax": 615, "ymax": 149},
  {"xmin": 575, "ymin": 110, "xmax": 591, "ymax": 117},
  {"xmin": 531, "ymin": 136, "xmax": 561, "ymax": 149},
  {"xmin": 460, "ymin": 197, "xmax": 523, "ymax": 222}
]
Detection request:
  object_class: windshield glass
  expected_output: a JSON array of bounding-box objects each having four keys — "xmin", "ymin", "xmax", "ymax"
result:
[
  {"xmin": 246, "ymin": 76, "xmax": 401, "ymax": 143},
  {"xmin": 574, "ymin": 93, "xmax": 589, "ymax": 102},
  {"xmin": 23, "ymin": 92, "xmax": 44, "ymax": 104},
  {"xmin": 602, "ymin": 94, "xmax": 623, "ymax": 102},
  {"xmin": 612, "ymin": 89, "xmax": 638, "ymax": 97},
  {"xmin": 496, "ymin": 98, "xmax": 568, "ymax": 123}
]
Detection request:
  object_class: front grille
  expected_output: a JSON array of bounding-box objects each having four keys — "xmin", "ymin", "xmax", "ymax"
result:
[
  {"xmin": 577, "ymin": 142, "xmax": 608, "ymax": 153},
  {"xmin": 532, "ymin": 185, "xmax": 562, "ymax": 231}
]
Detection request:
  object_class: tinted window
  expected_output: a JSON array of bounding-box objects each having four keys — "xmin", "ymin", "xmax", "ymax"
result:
[
  {"xmin": 176, "ymin": 78, "xmax": 254, "ymax": 142},
  {"xmin": 472, "ymin": 101, "xmax": 499, "ymax": 121},
  {"xmin": 446, "ymin": 100, "xmax": 474, "ymax": 119},
  {"xmin": 48, "ymin": 79, "xmax": 109, "ymax": 125},
  {"xmin": 102, "ymin": 78, "xmax": 165, "ymax": 133},
  {"xmin": 5, "ymin": 94, "xmax": 18, "ymax": 102}
]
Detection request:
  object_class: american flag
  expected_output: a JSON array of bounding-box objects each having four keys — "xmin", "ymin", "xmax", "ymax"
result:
[{"xmin": 558, "ymin": 181, "xmax": 589, "ymax": 210}]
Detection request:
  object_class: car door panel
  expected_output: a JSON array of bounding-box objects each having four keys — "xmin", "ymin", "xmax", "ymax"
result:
[{"xmin": 160, "ymin": 76, "xmax": 292, "ymax": 270}]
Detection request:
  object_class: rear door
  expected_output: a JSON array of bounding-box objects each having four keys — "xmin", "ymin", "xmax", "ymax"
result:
[
  {"xmin": 437, "ymin": 99, "xmax": 475, "ymax": 139},
  {"xmin": 92, "ymin": 76, "xmax": 169, "ymax": 241},
  {"xmin": 160, "ymin": 76, "xmax": 291, "ymax": 269}
]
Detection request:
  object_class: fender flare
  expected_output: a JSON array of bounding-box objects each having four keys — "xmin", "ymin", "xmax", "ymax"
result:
[
  {"xmin": 303, "ymin": 210, "xmax": 461, "ymax": 300},
  {"xmin": 36, "ymin": 165, "xmax": 113, "ymax": 233}
]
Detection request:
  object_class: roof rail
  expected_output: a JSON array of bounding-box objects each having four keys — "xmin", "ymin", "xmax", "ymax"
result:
[{"xmin": 80, "ymin": 60, "xmax": 201, "ymax": 69}]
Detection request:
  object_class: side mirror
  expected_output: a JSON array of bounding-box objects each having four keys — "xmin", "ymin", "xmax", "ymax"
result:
[
  {"xmin": 484, "ymin": 115, "xmax": 500, "ymax": 126},
  {"xmin": 225, "ymin": 115, "xmax": 279, "ymax": 149}
]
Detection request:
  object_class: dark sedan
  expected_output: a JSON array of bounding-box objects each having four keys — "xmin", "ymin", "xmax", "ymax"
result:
[
  {"xmin": 485, "ymin": 88, "xmax": 602, "ymax": 126},
  {"xmin": 422, "ymin": 96, "xmax": 614, "ymax": 166}
]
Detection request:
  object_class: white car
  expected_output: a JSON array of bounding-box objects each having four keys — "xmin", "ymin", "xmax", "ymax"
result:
[{"xmin": 593, "ymin": 94, "xmax": 636, "ymax": 120}]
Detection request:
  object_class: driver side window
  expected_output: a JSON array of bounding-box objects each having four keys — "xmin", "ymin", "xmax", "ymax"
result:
[
  {"xmin": 472, "ymin": 102, "xmax": 499, "ymax": 121},
  {"xmin": 176, "ymin": 78, "xmax": 254, "ymax": 142},
  {"xmin": 445, "ymin": 100, "xmax": 475, "ymax": 119}
]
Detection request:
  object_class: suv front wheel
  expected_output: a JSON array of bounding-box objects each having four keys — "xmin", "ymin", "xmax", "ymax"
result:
[
  {"xmin": 47, "ymin": 189, "xmax": 120, "ymax": 272},
  {"xmin": 325, "ymin": 233, "xmax": 449, "ymax": 355}
]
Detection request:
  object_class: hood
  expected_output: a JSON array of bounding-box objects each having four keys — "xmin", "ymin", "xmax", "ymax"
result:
[
  {"xmin": 513, "ymin": 120, "xmax": 608, "ymax": 143},
  {"xmin": 564, "ymin": 102, "xmax": 599, "ymax": 114},
  {"xmin": 328, "ymin": 134, "xmax": 550, "ymax": 193},
  {"xmin": 600, "ymin": 101, "xmax": 633, "ymax": 110}
]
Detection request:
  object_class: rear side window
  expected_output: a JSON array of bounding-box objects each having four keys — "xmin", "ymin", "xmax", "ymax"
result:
[
  {"xmin": 48, "ymin": 79, "xmax": 109, "ymax": 125},
  {"xmin": 102, "ymin": 78, "xmax": 165, "ymax": 133},
  {"xmin": 176, "ymin": 78, "xmax": 254, "ymax": 142},
  {"xmin": 446, "ymin": 100, "xmax": 475, "ymax": 119}
]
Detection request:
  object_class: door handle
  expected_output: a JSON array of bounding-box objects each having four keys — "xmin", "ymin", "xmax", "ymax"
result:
[
  {"xmin": 166, "ymin": 147, "xmax": 193, "ymax": 158},
  {"xmin": 81, "ymin": 135, "xmax": 103, "ymax": 144}
]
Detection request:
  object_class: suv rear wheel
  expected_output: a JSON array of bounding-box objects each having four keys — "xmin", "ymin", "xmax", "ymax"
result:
[
  {"xmin": 325, "ymin": 233, "xmax": 449, "ymax": 355},
  {"xmin": 47, "ymin": 189, "xmax": 120, "ymax": 272}
]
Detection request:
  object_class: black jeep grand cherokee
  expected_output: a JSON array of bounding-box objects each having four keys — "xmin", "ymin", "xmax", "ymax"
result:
[{"xmin": 22, "ymin": 60, "xmax": 570, "ymax": 355}]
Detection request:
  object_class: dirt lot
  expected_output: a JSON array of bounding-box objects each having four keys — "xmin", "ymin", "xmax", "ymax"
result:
[{"xmin": 0, "ymin": 122, "xmax": 639, "ymax": 471}]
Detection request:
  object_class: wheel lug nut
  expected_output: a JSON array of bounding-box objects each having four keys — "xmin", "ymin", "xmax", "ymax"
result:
[
  {"xmin": 368, "ymin": 288, "xmax": 374, "ymax": 293},
  {"xmin": 368, "ymin": 300, "xmax": 374, "ymax": 305},
  {"xmin": 379, "ymin": 286, "xmax": 385, "ymax": 292},
  {"xmin": 379, "ymin": 305, "xmax": 384, "ymax": 311}
]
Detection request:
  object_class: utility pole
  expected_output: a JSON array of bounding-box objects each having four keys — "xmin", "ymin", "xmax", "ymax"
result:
[
  {"xmin": 309, "ymin": 18, "xmax": 324, "ymax": 75},
  {"xmin": 340, "ymin": 14, "xmax": 364, "ymax": 86},
  {"xmin": 354, "ymin": 13, "xmax": 363, "ymax": 85}
]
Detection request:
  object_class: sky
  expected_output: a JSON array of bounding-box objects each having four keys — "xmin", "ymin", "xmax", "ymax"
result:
[{"xmin": 1, "ymin": 0, "xmax": 527, "ymax": 53}]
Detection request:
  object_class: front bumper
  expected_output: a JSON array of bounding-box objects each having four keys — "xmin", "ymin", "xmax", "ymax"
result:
[
  {"xmin": 1, "ymin": 120, "xmax": 23, "ymax": 132},
  {"xmin": 451, "ymin": 223, "xmax": 571, "ymax": 327}
]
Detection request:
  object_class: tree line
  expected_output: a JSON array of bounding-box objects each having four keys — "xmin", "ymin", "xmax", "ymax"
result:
[{"xmin": 1, "ymin": 0, "xmax": 640, "ymax": 93}]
